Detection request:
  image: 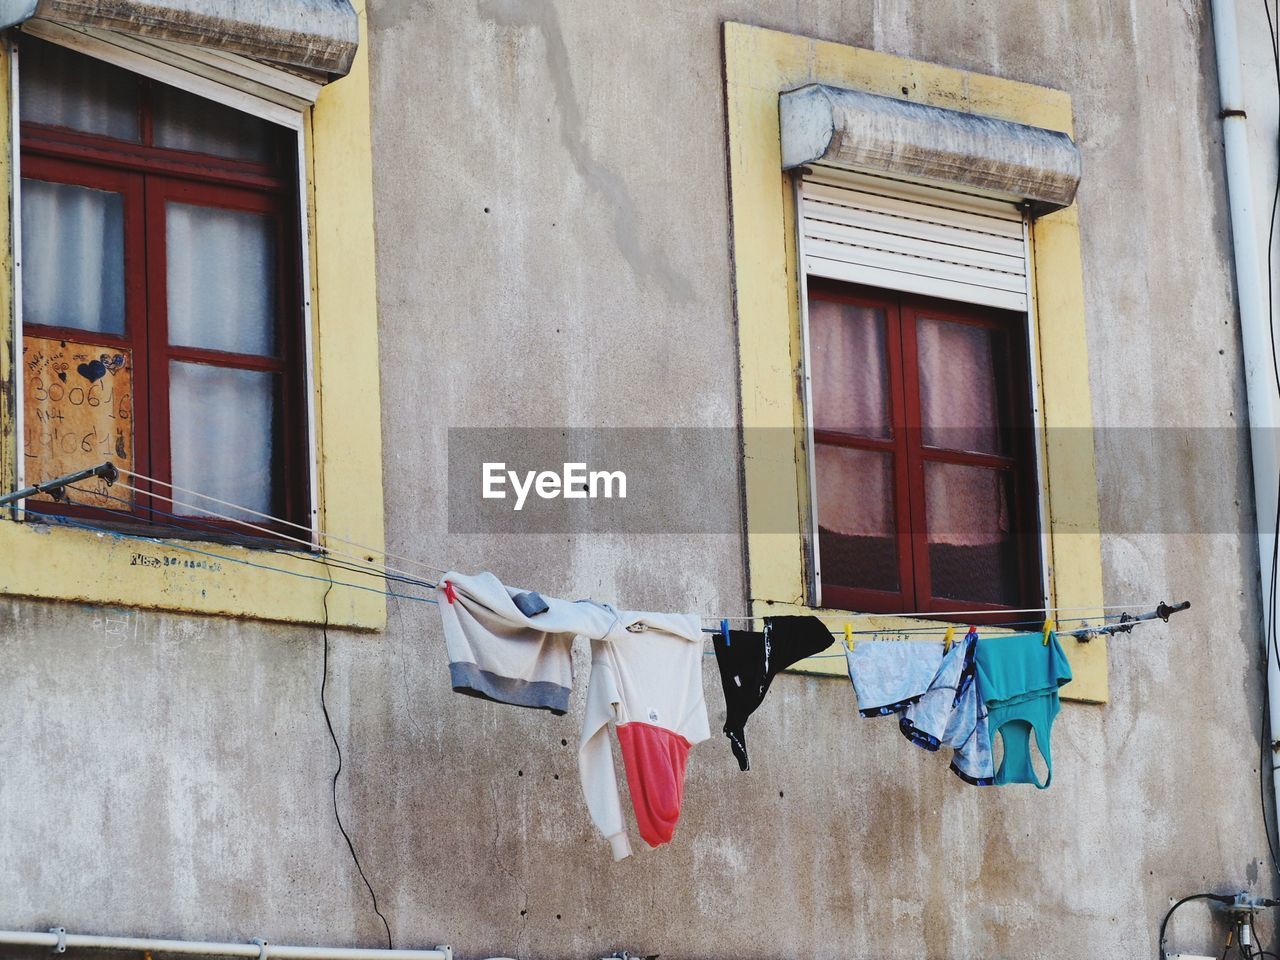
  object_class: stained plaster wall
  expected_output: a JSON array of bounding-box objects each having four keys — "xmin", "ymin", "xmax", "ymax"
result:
[{"xmin": 0, "ymin": 0, "xmax": 1274, "ymax": 957}]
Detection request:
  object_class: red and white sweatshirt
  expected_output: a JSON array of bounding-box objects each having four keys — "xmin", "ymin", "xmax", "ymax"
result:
[{"xmin": 578, "ymin": 611, "xmax": 710, "ymax": 861}]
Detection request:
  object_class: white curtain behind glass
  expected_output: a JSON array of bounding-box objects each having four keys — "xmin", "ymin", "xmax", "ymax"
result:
[
  {"xmin": 165, "ymin": 199, "xmax": 279, "ymax": 519},
  {"xmin": 809, "ymin": 299, "xmax": 893, "ymax": 539},
  {"xmin": 166, "ymin": 203, "xmax": 276, "ymax": 355},
  {"xmin": 808, "ymin": 299, "xmax": 889, "ymax": 436},
  {"xmin": 21, "ymin": 179, "xmax": 126, "ymax": 334},
  {"xmin": 815, "ymin": 445, "xmax": 894, "ymax": 537},
  {"xmin": 169, "ymin": 362, "xmax": 275, "ymax": 519},
  {"xmin": 916, "ymin": 317, "xmax": 1007, "ymax": 547}
]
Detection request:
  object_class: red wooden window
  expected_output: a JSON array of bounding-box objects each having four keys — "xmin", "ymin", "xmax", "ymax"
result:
[
  {"xmin": 18, "ymin": 34, "xmax": 307, "ymax": 534},
  {"xmin": 808, "ymin": 279, "xmax": 1042, "ymax": 621}
]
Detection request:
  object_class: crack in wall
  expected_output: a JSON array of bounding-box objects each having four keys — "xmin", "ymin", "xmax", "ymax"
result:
[{"xmin": 479, "ymin": 0, "xmax": 695, "ymax": 303}]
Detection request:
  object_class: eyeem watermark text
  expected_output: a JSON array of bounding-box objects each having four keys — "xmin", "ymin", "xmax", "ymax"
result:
[{"xmin": 482, "ymin": 462, "xmax": 627, "ymax": 511}]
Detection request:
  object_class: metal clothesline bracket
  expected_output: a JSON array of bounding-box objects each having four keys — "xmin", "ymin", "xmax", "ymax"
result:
[
  {"xmin": 48, "ymin": 927, "xmax": 66, "ymax": 954},
  {"xmin": 250, "ymin": 938, "xmax": 269, "ymax": 960},
  {"xmin": 0, "ymin": 461, "xmax": 118, "ymax": 508},
  {"xmin": 1071, "ymin": 599, "xmax": 1191, "ymax": 642}
]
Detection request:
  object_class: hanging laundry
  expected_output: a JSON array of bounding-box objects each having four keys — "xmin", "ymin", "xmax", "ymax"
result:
[
  {"xmin": 898, "ymin": 628, "xmax": 994, "ymax": 786},
  {"xmin": 973, "ymin": 631, "xmax": 1073, "ymax": 788},
  {"xmin": 947, "ymin": 677, "xmax": 994, "ymax": 786},
  {"xmin": 845, "ymin": 639, "xmax": 945, "ymax": 716},
  {"xmin": 434, "ymin": 571, "xmax": 619, "ymax": 715},
  {"xmin": 712, "ymin": 615, "xmax": 832, "ymax": 771},
  {"xmin": 897, "ymin": 635, "xmax": 969, "ymax": 750},
  {"xmin": 579, "ymin": 611, "xmax": 709, "ymax": 861}
]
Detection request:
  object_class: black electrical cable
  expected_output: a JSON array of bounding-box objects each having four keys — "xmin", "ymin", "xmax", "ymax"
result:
[
  {"xmin": 16, "ymin": 497, "xmax": 402, "ymax": 942},
  {"xmin": 1252, "ymin": 908, "xmax": 1280, "ymax": 960},
  {"xmin": 1159, "ymin": 894, "xmax": 1235, "ymax": 960},
  {"xmin": 318, "ymin": 564, "xmax": 394, "ymax": 949}
]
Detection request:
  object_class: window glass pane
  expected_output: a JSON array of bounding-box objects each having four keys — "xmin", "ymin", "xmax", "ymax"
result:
[
  {"xmin": 167, "ymin": 203, "xmax": 277, "ymax": 356},
  {"xmin": 809, "ymin": 297, "xmax": 891, "ymax": 438},
  {"xmin": 22, "ymin": 179, "xmax": 126, "ymax": 335},
  {"xmin": 169, "ymin": 362, "xmax": 277, "ymax": 519},
  {"xmin": 917, "ymin": 316, "xmax": 1012, "ymax": 455},
  {"xmin": 152, "ymin": 84, "xmax": 275, "ymax": 162},
  {"xmin": 924, "ymin": 461, "xmax": 1021, "ymax": 605},
  {"xmin": 815, "ymin": 444, "xmax": 899, "ymax": 592},
  {"xmin": 18, "ymin": 35, "xmax": 140, "ymax": 141}
]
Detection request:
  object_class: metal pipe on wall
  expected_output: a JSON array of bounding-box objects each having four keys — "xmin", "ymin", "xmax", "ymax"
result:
[
  {"xmin": 1209, "ymin": 0, "xmax": 1280, "ymax": 875},
  {"xmin": 0, "ymin": 929, "xmax": 451, "ymax": 960}
]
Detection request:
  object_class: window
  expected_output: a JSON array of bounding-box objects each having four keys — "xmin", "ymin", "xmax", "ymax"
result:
[
  {"xmin": 17, "ymin": 34, "xmax": 307, "ymax": 532},
  {"xmin": 807, "ymin": 280, "xmax": 1041, "ymax": 618},
  {"xmin": 0, "ymin": 21, "xmax": 383, "ymax": 627},
  {"xmin": 724, "ymin": 23, "xmax": 1108, "ymax": 697}
]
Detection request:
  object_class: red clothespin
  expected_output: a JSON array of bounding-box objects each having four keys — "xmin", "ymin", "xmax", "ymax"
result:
[{"xmin": 443, "ymin": 580, "xmax": 457, "ymax": 604}]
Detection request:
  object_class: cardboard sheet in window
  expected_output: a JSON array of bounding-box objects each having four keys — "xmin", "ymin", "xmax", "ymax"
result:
[{"xmin": 22, "ymin": 335, "xmax": 133, "ymax": 510}]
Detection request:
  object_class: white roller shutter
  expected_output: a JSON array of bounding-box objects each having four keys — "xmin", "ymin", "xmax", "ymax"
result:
[{"xmin": 799, "ymin": 167, "xmax": 1030, "ymax": 312}]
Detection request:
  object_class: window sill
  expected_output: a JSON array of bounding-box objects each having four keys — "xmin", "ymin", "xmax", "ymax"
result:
[{"xmin": 0, "ymin": 513, "xmax": 386, "ymax": 629}]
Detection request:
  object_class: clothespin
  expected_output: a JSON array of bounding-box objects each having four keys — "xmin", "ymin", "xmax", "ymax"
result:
[
  {"xmin": 943, "ymin": 624, "xmax": 956, "ymax": 653},
  {"xmin": 1042, "ymin": 617, "xmax": 1054, "ymax": 646},
  {"xmin": 721, "ymin": 618, "xmax": 731, "ymax": 647},
  {"xmin": 843, "ymin": 623, "xmax": 854, "ymax": 651},
  {"xmin": 442, "ymin": 580, "xmax": 457, "ymax": 604}
]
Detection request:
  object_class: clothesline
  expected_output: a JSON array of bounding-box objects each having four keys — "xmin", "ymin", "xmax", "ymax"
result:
[
  {"xmin": 6, "ymin": 499, "xmax": 1191, "ymax": 647},
  {"xmin": 112, "ymin": 468, "xmax": 1173, "ymax": 625},
  {"xmin": 3, "ymin": 463, "xmax": 1187, "ymax": 638},
  {"xmin": 64, "ymin": 481, "xmax": 441, "ymax": 593},
  {"xmin": 118, "ymin": 467, "xmax": 449, "ymax": 577},
  {"xmin": 8, "ymin": 503, "xmax": 441, "ymax": 605}
]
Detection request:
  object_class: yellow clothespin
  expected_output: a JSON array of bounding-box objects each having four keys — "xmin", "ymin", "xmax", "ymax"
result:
[
  {"xmin": 943, "ymin": 624, "xmax": 956, "ymax": 653},
  {"xmin": 1042, "ymin": 617, "xmax": 1054, "ymax": 646},
  {"xmin": 843, "ymin": 623, "xmax": 854, "ymax": 651}
]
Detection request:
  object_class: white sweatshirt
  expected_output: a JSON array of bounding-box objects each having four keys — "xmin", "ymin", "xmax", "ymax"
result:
[
  {"xmin": 578, "ymin": 612, "xmax": 710, "ymax": 861},
  {"xmin": 435, "ymin": 571, "xmax": 618, "ymax": 714}
]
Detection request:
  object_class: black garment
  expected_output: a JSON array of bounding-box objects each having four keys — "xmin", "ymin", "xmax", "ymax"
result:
[{"xmin": 712, "ymin": 615, "xmax": 832, "ymax": 770}]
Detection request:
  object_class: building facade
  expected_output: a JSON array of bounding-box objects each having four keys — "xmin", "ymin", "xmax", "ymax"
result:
[{"xmin": 0, "ymin": 0, "xmax": 1277, "ymax": 957}]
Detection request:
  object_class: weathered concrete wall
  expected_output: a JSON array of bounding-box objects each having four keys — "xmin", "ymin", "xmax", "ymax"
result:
[{"xmin": 0, "ymin": 0, "xmax": 1274, "ymax": 958}]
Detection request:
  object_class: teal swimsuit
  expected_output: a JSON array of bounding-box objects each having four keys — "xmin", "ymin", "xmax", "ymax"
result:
[{"xmin": 973, "ymin": 632, "xmax": 1072, "ymax": 788}]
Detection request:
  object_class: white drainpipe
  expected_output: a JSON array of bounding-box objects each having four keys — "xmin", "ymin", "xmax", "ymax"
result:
[
  {"xmin": 0, "ymin": 929, "xmax": 451, "ymax": 960},
  {"xmin": 1210, "ymin": 0, "xmax": 1280, "ymax": 861}
]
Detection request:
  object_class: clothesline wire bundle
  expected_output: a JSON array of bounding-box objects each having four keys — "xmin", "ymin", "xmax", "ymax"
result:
[
  {"xmin": 706, "ymin": 602, "xmax": 1156, "ymax": 622},
  {"xmin": 71, "ymin": 474, "xmax": 1194, "ymax": 641},
  {"xmin": 74, "ymin": 464, "xmax": 1182, "ymax": 629},
  {"xmin": 3, "ymin": 463, "xmax": 1184, "ymax": 639},
  {"xmin": 748, "ymin": 608, "xmax": 1170, "ymax": 638},
  {"xmin": 62, "ymin": 482, "xmax": 440, "ymax": 595},
  {"xmin": 103, "ymin": 475, "xmax": 442, "ymax": 590},
  {"xmin": 7, "ymin": 503, "xmax": 439, "ymax": 608},
  {"xmin": 117, "ymin": 467, "xmax": 449, "ymax": 578},
  {"xmin": 758, "ymin": 608, "xmax": 1189, "ymax": 659}
]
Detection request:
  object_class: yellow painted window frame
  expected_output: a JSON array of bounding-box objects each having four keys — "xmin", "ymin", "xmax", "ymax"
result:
[
  {"xmin": 0, "ymin": 2, "xmax": 386, "ymax": 630},
  {"xmin": 724, "ymin": 21, "xmax": 1107, "ymax": 701}
]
